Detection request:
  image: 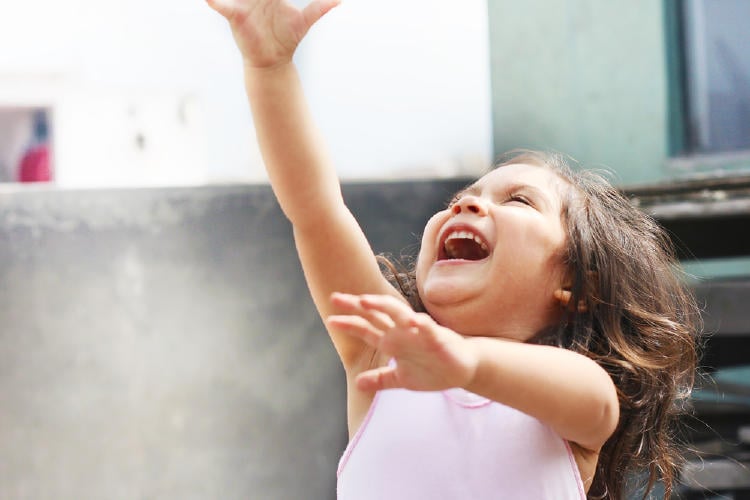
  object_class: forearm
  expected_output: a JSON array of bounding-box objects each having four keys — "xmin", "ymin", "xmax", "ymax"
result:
[
  {"xmin": 244, "ymin": 62, "xmax": 342, "ymax": 227},
  {"xmin": 331, "ymin": 294, "xmax": 619, "ymax": 449},
  {"xmin": 464, "ymin": 337, "xmax": 619, "ymax": 451}
]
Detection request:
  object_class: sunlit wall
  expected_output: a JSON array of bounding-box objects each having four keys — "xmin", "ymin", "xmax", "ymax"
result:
[{"xmin": 0, "ymin": 0, "xmax": 492, "ymax": 187}]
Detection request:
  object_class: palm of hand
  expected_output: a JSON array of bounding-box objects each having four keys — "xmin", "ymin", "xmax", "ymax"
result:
[
  {"xmin": 207, "ymin": 0, "xmax": 337, "ymax": 68},
  {"xmin": 378, "ymin": 315, "xmax": 473, "ymax": 391},
  {"xmin": 327, "ymin": 293, "xmax": 479, "ymax": 392}
]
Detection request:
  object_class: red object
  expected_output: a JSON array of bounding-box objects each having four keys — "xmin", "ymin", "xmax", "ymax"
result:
[{"xmin": 18, "ymin": 144, "xmax": 51, "ymax": 182}]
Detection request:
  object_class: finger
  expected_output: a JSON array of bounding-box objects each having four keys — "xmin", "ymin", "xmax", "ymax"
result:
[
  {"xmin": 326, "ymin": 315, "xmax": 384, "ymax": 347},
  {"xmin": 301, "ymin": 0, "xmax": 341, "ymax": 30},
  {"xmin": 330, "ymin": 292, "xmax": 396, "ymax": 331},
  {"xmin": 205, "ymin": 0, "xmax": 235, "ymax": 19},
  {"xmin": 356, "ymin": 365, "xmax": 400, "ymax": 392},
  {"xmin": 359, "ymin": 294, "xmax": 417, "ymax": 327}
]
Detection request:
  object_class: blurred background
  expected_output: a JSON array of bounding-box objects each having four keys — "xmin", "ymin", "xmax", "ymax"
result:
[
  {"xmin": 0, "ymin": 0, "xmax": 492, "ymax": 186},
  {"xmin": 1, "ymin": 0, "xmax": 749, "ymax": 498}
]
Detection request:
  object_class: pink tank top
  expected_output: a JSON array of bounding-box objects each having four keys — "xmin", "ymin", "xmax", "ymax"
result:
[{"xmin": 337, "ymin": 387, "xmax": 586, "ymax": 499}]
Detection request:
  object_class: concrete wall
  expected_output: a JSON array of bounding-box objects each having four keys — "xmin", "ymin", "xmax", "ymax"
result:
[
  {"xmin": 488, "ymin": 0, "xmax": 669, "ymax": 185},
  {"xmin": 0, "ymin": 179, "xmax": 467, "ymax": 499}
]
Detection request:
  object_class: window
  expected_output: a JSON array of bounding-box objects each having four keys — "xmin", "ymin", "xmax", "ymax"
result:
[{"xmin": 673, "ymin": 0, "xmax": 750, "ymax": 156}]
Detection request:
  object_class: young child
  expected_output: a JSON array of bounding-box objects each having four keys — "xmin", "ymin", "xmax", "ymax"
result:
[{"xmin": 206, "ymin": 1, "xmax": 701, "ymax": 498}]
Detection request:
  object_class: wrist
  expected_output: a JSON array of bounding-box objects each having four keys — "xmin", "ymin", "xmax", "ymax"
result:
[
  {"xmin": 243, "ymin": 60, "xmax": 301, "ymax": 100},
  {"xmin": 460, "ymin": 336, "xmax": 485, "ymax": 391},
  {"xmin": 243, "ymin": 58, "xmax": 295, "ymax": 75}
]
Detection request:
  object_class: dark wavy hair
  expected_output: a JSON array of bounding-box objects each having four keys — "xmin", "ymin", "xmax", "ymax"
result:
[{"xmin": 379, "ymin": 150, "xmax": 702, "ymax": 499}]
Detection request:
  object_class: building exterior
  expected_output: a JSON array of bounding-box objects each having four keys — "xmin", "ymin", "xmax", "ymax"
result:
[{"xmin": 488, "ymin": 0, "xmax": 750, "ymax": 282}]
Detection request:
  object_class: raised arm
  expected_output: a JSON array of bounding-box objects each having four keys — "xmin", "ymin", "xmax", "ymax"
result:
[{"xmin": 207, "ymin": 0, "xmax": 402, "ymax": 366}]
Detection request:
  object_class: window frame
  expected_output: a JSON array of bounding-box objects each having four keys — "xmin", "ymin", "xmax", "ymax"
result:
[{"xmin": 664, "ymin": 0, "xmax": 750, "ymax": 178}]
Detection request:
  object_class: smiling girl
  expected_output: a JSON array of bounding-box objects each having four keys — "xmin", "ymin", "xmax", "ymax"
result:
[{"xmin": 206, "ymin": 1, "xmax": 701, "ymax": 498}]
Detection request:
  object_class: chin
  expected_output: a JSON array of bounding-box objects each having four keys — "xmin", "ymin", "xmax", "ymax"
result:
[
  {"xmin": 422, "ymin": 301, "xmax": 484, "ymax": 337},
  {"xmin": 419, "ymin": 283, "xmax": 479, "ymax": 327},
  {"xmin": 420, "ymin": 279, "xmax": 471, "ymax": 306},
  {"xmin": 419, "ymin": 265, "xmax": 486, "ymax": 299}
]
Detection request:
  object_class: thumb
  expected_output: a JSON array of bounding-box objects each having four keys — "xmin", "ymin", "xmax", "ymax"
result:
[
  {"xmin": 205, "ymin": 0, "xmax": 235, "ymax": 20},
  {"xmin": 356, "ymin": 365, "xmax": 399, "ymax": 392},
  {"xmin": 301, "ymin": 0, "xmax": 341, "ymax": 31}
]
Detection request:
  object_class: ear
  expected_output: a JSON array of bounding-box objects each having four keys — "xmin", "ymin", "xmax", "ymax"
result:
[{"xmin": 553, "ymin": 288, "xmax": 588, "ymax": 313}]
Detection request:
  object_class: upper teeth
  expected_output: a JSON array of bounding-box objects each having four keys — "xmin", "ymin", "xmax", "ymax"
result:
[{"xmin": 445, "ymin": 230, "xmax": 488, "ymax": 252}]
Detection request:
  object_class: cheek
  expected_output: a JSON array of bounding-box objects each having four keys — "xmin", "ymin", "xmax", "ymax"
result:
[
  {"xmin": 419, "ymin": 211, "xmax": 448, "ymax": 253},
  {"xmin": 416, "ymin": 211, "xmax": 449, "ymax": 273},
  {"xmin": 515, "ymin": 217, "xmax": 566, "ymax": 261},
  {"xmin": 498, "ymin": 225, "xmax": 566, "ymax": 279}
]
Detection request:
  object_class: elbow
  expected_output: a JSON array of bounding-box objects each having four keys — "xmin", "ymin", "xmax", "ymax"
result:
[
  {"xmin": 589, "ymin": 377, "xmax": 620, "ymax": 451},
  {"xmin": 572, "ymin": 368, "xmax": 619, "ymax": 452},
  {"xmin": 600, "ymin": 389, "xmax": 620, "ymax": 442}
]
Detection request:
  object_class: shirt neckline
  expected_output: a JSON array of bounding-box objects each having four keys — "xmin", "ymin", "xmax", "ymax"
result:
[{"xmin": 442, "ymin": 388, "xmax": 493, "ymax": 408}]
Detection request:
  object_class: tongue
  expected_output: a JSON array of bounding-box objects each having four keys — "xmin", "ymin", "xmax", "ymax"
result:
[{"xmin": 445, "ymin": 239, "xmax": 488, "ymax": 261}]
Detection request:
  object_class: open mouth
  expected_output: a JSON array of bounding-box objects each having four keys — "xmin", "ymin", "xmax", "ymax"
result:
[{"xmin": 440, "ymin": 229, "xmax": 490, "ymax": 261}]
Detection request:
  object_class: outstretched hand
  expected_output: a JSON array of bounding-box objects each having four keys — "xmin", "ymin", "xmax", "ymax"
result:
[
  {"xmin": 206, "ymin": 0, "xmax": 340, "ymax": 68},
  {"xmin": 327, "ymin": 293, "xmax": 479, "ymax": 392}
]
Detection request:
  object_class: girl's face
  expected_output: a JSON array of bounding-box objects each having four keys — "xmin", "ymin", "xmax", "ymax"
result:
[{"xmin": 416, "ymin": 163, "xmax": 570, "ymax": 341}]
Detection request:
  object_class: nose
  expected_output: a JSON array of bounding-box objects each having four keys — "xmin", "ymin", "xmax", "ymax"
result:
[{"xmin": 451, "ymin": 195, "xmax": 488, "ymax": 216}]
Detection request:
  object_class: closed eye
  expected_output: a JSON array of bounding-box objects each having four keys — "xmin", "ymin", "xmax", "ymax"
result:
[{"xmin": 508, "ymin": 194, "xmax": 532, "ymax": 206}]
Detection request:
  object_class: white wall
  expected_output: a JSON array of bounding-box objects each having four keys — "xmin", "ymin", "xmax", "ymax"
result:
[
  {"xmin": 0, "ymin": 0, "xmax": 491, "ymax": 186},
  {"xmin": 301, "ymin": 0, "xmax": 492, "ymax": 179}
]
